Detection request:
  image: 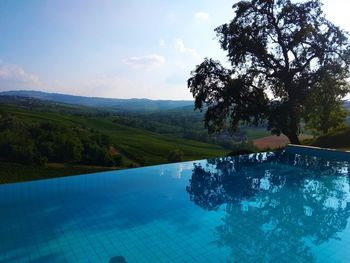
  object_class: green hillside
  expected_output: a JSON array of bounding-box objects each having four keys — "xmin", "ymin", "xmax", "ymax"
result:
[
  {"xmin": 2, "ymin": 105, "xmax": 228, "ymax": 163},
  {"xmin": 0, "ymin": 103, "xmax": 229, "ymax": 183}
]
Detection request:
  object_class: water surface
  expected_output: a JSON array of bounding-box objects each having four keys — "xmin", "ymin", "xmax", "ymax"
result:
[{"xmin": 0, "ymin": 151, "xmax": 350, "ymax": 262}]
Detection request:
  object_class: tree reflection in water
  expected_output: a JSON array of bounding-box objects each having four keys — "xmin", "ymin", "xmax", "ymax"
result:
[{"xmin": 186, "ymin": 151, "xmax": 350, "ymax": 262}]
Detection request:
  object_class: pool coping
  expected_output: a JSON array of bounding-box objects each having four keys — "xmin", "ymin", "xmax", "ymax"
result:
[{"xmin": 285, "ymin": 144, "xmax": 350, "ymax": 160}]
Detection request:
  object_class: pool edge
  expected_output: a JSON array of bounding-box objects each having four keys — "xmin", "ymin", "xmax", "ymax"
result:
[{"xmin": 285, "ymin": 144, "xmax": 350, "ymax": 160}]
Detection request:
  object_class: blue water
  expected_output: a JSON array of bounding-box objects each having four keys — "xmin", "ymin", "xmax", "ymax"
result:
[{"xmin": 1, "ymin": 151, "xmax": 350, "ymax": 262}]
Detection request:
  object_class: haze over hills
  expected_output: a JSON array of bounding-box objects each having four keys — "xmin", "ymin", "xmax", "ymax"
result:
[
  {"xmin": 0, "ymin": 90, "xmax": 194, "ymax": 112},
  {"xmin": 1, "ymin": 89, "xmax": 349, "ymax": 125}
]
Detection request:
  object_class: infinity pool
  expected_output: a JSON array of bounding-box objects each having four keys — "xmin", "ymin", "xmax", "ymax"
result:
[{"xmin": 1, "ymin": 149, "xmax": 350, "ymax": 262}]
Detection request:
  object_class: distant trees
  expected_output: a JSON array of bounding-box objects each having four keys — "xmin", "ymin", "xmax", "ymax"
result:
[
  {"xmin": 0, "ymin": 113, "xmax": 120, "ymax": 167},
  {"xmin": 188, "ymin": 0, "xmax": 350, "ymax": 144},
  {"xmin": 304, "ymin": 69, "xmax": 349, "ymax": 135}
]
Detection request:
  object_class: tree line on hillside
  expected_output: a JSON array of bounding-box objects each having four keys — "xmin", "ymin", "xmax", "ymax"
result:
[
  {"xmin": 0, "ymin": 112, "xmax": 122, "ymax": 167},
  {"xmin": 112, "ymin": 111, "xmax": 265, "ymax": 147}
]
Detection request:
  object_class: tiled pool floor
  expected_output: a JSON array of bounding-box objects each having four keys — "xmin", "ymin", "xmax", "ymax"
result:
[{"xmin": 1, "ymin": 151, "xmax": 350, "ymax": 262}]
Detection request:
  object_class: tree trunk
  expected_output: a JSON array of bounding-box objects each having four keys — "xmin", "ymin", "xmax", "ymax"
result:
[
  {"xmin": 287, "ymin": 104, "xmax": 301, "ymax": 145},
  {"xmin": 286, "ymin": 133, "xmax": 300, "ymax": 145}
]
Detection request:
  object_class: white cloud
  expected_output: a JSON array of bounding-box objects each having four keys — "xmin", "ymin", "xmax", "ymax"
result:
[
  {"xmin": 194, "ymin": 12, "xmax": 209, "ymax": 22},
  {"xmin": 0, "ymin": 64, "xmax": 41, "ymax": 90},
  {"xmin": 175, "ymin": 38, "xmax": 201, "ymax": 61},
  {"xmin": 123, "ymin": 54, "xmax": 165, "ymax": 70},
  {"xmin": 159, "ymin": 39, "xmax": 165, "ymax": 47}
]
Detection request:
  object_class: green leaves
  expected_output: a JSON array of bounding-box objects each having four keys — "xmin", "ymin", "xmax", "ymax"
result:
[{"xmin": 189, "ymin": 59, "xmax": 268, "ymax": 134}]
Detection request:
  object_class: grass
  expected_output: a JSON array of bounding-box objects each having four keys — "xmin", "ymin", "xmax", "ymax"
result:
[{"xmin": 0, "ymin": 162, "xmax": 111, "ymax": 184}]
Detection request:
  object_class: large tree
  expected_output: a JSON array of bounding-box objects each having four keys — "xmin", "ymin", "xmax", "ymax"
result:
[{"xmin": 188, "ymin": 0, "xmax": 350, "ymax": 144}]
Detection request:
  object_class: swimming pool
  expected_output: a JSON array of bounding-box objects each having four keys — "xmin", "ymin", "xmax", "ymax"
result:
[{"xmin": 0, "ymin": 148, "xmax": 350, "ymax": 262}]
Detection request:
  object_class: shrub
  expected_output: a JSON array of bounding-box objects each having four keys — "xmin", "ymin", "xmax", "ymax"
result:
[
  {"xmin": 168, "ymin": 149, "xmax": 184, "ymax": 163},
  {"xmin": 227, "ymin": 141, "xmax": 257, "ymax": 156}
]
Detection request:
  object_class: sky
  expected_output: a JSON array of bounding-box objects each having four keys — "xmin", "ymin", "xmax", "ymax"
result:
[{"xmin": 0, "ymin": 0, "xmax": 349, "ymax": 100}]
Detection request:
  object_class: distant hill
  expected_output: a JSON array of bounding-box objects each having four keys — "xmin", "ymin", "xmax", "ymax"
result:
[
  {"xmin": 0, "ymin": 90, "xmax": 193, "ymax": 112},
  {"xmin": 344, "ymin": 100, "xmax": 350, "ymax": 125},
  {"xmin": 344, "ymin": 100, "xmax": 350, "ymax": 110}
]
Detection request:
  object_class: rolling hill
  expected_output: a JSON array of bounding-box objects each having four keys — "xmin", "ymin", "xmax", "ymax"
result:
[
  {"xmin": 0, "ymin": 90, "xmax": 193, "ymax": 112},
  {"xmin": 0, "ymin": 103, "xmax": 229, "ymax": 165},
  {"xmin": 0, "ymin": 100, "xmax": 230, "ymax": 183}
]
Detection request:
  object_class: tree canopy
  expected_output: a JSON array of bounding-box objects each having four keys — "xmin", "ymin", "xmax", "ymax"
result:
[{"xmin": 188, "ymin": 0, "xmax": 350, "ymax": 144}]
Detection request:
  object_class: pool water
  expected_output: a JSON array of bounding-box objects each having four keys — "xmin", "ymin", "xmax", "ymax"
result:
[{"xmin": 0, "ymin": 150, "xmax": 350, "ymax": 262}]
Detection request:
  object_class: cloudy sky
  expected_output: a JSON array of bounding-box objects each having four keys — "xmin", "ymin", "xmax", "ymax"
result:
[{"xmin": 0, "ymin": 0, "xmax": 349, "ymax": 99}]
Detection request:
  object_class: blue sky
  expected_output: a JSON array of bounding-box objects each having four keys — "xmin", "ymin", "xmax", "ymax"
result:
[{"xmin": 0, "ymin": 0, "xmax": 349, "ymax": 99}]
